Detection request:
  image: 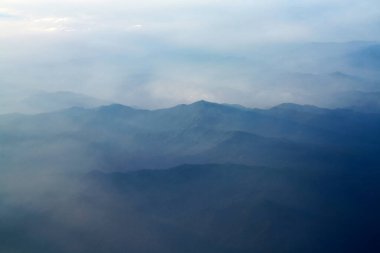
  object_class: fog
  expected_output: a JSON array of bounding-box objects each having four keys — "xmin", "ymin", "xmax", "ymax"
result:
[
  {"xmin": 1, "ymin": 1, "xmax": 380, "ymax": 252},
  {"xmin": 1, "ymin": 0, "xmax": 380, "ymax": 113}
]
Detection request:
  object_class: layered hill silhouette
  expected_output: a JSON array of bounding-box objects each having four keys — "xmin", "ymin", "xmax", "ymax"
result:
[
  {"xmin": 1, "ymin": 163, "xmax": 379, "ymax": 253},
  {"xmin": 1, "ymin": 100, "xmax": 379, "ymax": 172},
  {"xmin": 1, "ymin": 101, "xmax": 380, "ymax": 252}
]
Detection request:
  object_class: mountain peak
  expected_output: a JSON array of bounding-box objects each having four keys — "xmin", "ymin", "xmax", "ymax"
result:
[
  {"xmin": 190, "ymin": 100, "xmax": 218, "ymax": 106},
  {"xmin": 97, "ymin": 103, "xmax": 141, "ymax": 114}
]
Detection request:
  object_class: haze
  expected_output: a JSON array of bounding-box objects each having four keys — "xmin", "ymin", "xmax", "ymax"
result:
[{"xmin": 1, "ymin": 0, "xmax": 380, "ymax": 111}]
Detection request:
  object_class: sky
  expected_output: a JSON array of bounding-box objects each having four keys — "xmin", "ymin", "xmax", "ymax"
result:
[{"xmin": 0, "ymin": 0, "xmax": 380, "ymax": 111}]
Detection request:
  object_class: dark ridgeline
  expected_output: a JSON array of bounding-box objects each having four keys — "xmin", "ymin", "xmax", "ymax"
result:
[{"xmin": 0, "ymin": 101, "xmax": 379, "ymax": 252}]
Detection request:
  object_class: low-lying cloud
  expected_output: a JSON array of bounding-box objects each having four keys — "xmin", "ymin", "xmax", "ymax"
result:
[{"xmin": 0, "ymin": 0, "xmax": 379, "ymax": 112}]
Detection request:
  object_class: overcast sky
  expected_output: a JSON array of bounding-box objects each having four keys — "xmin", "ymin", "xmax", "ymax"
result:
[
  {"xmin": 1, "ymin": 0, "xmax": 379, "ymax": 110},
  {"xmin": 1, "ymin": 0, "xmax": 380, "ymax": 44}
]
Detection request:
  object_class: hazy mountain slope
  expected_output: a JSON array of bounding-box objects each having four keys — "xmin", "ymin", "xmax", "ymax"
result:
[
  {"xmin": 331, "ymin": 91, "xmax": 380, "ymax": 113},
  {"xmin": 2, "ymin": 163, "xmax": 379, "ymax": 253},
  {"xmin": 349, "ymin": 44, "xmax": 380, "ymax": 70},
  {"xmin": 1, "ymin": 91, "xmax": 111, "ymax": 114},
  {"xmin": 87, "ymin": 164, "xmax": 380, "ymax": 253},
  {"xmin": 188, "ymin": 131, "xmax": 360, "ymax": 170},
  {"xmin": 0, "ymin": 100, "xmax": 380, "ymax": 253},
  {"xmin": 1, "ymin": 101, "xmax": 380, "ymax": 171}
]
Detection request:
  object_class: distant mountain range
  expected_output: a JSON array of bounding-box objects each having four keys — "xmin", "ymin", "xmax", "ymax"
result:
[
  {"xmin": 331, "ymin": 90, "xmax": 380, "ymax": 113},
  {"xmin": 1, "ymin": 100, "xmax": 380, "ymax": 172},
  {"xmin": 17, "ymin": 91, "xmax": 111, "ymax": 113},
  {"xmin": 1, "ymin": 41, "xmax": 380, "ymax": 114},
  {"xmin": 1, "ymin": 100, "xmax": 380, "ymax": 252}
]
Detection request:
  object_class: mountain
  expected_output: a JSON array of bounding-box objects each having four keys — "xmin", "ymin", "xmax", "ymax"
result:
[
  {"xmin": 2, "ymin": 163, "xmax": 379, "ymax": 253},
  {"xmin": 1, "ymin": 42, "xmax": 380, "ymax": 114},
  {"xmin": 349, "ymin": 44, "xmax": 380, "ymax": 70},
  {"xmin": 1, "ymin": 101, "xmax": 380, "ymax": 172},
  {"xmin": 331, "ymin": 91, "xmax": 380, "ymax": 113},
  {"xmin": 16, "ymin": 91, "xmax": 110, "ymax": 114},
  {"xmin": 83, "ymin": 164, "xmax": 380, "ymax": 253},
  {"xmin": 1, "ymin": 101, "xmax": 380, "ymax": 253}
]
